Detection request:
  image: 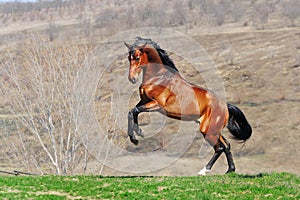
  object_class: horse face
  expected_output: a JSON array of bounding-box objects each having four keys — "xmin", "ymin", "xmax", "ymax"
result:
[{"xmin": 127, "ymin": 47, "xmax": 147, "ymax": 84}]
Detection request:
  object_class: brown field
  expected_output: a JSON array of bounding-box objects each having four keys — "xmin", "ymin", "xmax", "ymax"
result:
[{"xmin": 0, "ymin": 0, "xmax": 299, "ymax": 176}]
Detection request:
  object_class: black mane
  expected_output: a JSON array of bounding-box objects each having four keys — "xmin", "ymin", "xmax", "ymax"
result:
[{"xmin": 130, "ymin": 37, "xmax": 179, "ymax": 73}]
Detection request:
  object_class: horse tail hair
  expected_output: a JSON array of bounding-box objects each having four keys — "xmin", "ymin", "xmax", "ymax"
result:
[{"xmin": 227, "ymin": 103, "xmax": 252, "ymax": 142}]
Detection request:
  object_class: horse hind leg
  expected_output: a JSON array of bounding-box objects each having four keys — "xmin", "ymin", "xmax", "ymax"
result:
[
  {"xmin": 198, "ymin": 136, "xmax": 224, "ymax": 176},
  {"xmin": 198, "ymin": 113, "xmax": 223, "ymax": 175},
  {"xmin": 198, "ymin": 135, "xmax": 236, "ymax": 175},
  {"xmin": 198, "ymin": 145, "xmax": 223, "ymax": 175},
  {"xmin": 219, "ymin": 136, "xmax": 236, "ymax": 173}
]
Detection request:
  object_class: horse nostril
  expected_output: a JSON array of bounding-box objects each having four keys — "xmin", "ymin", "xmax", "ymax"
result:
[
  {"xmin": 129, "ymin": 77, "xmax": 136, "ymax": 84},
  {"xmin": 131, "ymin": 78, "xmax": 136, "ymax": 84}
]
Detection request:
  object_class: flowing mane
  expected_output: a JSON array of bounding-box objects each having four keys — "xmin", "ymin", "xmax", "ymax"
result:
[{"xmin": 131, "ymin": 37, "xmax": 179, "ymax": 73}]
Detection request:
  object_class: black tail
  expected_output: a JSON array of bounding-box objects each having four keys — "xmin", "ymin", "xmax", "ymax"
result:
[{"xmin": 227, "ymin": 103, "xmax": 252, "ymax": 142}]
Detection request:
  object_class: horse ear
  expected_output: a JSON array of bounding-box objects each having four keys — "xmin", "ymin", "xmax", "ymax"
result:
[{"xmin": 124, "ymin": 42, "xmax": 132, "ymax": 50}]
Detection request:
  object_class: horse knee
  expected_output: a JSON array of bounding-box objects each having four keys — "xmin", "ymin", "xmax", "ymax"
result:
[
  {"xmin": 128, "ymin": 110, "xmax": 133, "ymax": 119},
  {"xmin": 129, "ymin": 107, "xmax": 140, "ymax": 117},
  {"xmin": 219, "ymin": 136, "xmax": 231, "ymax": 150},
  {"xmin": 210, "ymin": 135, "xmax": 230, "ymax": 153},
  {"xmin": 202, "ymin": 132, "xmax": 220, "ymax": 147}
]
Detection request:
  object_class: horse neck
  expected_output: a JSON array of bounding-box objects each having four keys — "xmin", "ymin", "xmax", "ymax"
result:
[
  {"xmin": 142, "ymin": 63, "xmax": 168, "ymax": 83},
  {"xmin": 143, "ymin": 52, "xmax": 167, "ymax": 82},
  {"xmin": 142, "ymin": 49, "xmax": 169, "ymax": 83}
]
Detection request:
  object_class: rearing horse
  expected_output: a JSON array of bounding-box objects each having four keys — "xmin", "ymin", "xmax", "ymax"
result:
[{"xmin": 125, "ymin": 37, "xmax": 252, "ymax": 175}]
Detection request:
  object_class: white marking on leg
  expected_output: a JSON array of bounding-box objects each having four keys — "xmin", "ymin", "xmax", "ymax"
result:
[{"xmin": 198, "ymin": 166, "xmax": 211, "ymax": 176}]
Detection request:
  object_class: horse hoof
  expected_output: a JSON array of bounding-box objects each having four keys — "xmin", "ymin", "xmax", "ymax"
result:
[
  {"xmin": 130, "ymin": 137, "xmax": 139, "ymax": 145},
  {"xmin": 197, "ymin": 167, "xmax": 211, "ymax": 176},
  {"xmin": 225, "ymin": 169, "xmax": 235, "ymax": 174}
]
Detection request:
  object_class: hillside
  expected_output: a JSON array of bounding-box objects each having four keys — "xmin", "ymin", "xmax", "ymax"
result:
[{"xmin": 0, "ymin": 0, "xmax": 299, "ymax": 176}]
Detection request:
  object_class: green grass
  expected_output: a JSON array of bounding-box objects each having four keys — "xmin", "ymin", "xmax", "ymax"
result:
[{"xmin": 0, "ymin": 173, "xmax": 299, "ymax": 199}]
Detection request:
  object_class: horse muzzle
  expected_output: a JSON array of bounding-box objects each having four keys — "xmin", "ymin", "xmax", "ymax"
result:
[{"xmin": 128, "ymin": 76, "xmax": 138, "ymax": 84}]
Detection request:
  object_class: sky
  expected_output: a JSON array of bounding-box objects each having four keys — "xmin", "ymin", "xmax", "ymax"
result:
[{"xmin": 0, "ymin": 0, "xmax": 37, "ymax": 2}]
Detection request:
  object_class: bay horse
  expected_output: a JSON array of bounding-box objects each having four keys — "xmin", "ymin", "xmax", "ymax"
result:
[{"xmin": 125, "ymin": 37, "xmax": 252, "ymax": 175}]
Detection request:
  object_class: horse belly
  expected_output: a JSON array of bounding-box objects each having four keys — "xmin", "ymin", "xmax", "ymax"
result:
[{"xmin": 163, "ymin": 96, "xmax": 201, "ymax": 121}]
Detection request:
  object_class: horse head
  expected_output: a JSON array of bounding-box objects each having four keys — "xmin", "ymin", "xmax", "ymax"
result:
[{"xmin": 125, "ymin": 42, "xmax": 147, "ymax": 84}]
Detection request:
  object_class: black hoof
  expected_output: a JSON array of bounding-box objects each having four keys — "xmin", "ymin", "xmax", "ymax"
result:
[
  {"xmin": 130, "ymin": 137, "xmax": 139, "ymax": 145},
  {"xmin": 225, "ymin": 168, "xmax": 236, "ymax": 174}
]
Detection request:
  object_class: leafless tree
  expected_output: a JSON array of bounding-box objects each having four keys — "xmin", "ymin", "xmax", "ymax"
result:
[
  {"xmin": 213, "ymin": 2, "xmax": 227, "ymax": 26},
  {"xmin": 0, "ymin": 38, "xmax": 91, "ymax": 175},
  {"xmin": 95, "ymin": 7, "xmax": 117, "ymax": 29},
  {"xmin": 253, "ymin": 1, "xmax": 273, "ymax": 29},
  {"xmin": 231, "ymin": 1, "xmax": 247, "ymax": 22},
  {"xmin": 171, "ymin": 0, "xmax": 188, "ymax": 26},
  {"xmin": 80, "ymin": 18, "xmax": 92, "ymax": 37},
  {"xmin": 46, "ymin": 22, "xmax": 59, "ymax": 42},
  {"xmin": 188, "ymin": 0, "xmax": 197, "ymax": 10},
  {"xmin": 134, "ymin": 1, "xmax": 168, "ymax": 27},
  {"xmin": 281, "ymin": 0, "xmax": 300, "ymax": 27},
  {"xmin": 219, "ymin": 41, "xmax": 235, "ymax": 65},
  {"xmin": 197, "ymin": 0, "xmax": 230, "ymax": 26}
]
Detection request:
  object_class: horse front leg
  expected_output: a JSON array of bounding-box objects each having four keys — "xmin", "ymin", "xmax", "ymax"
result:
[
  {"xmin": 128, "ymin": 107, "xmax": 143, "ymax": 133},
  {"xmin": 127, "ymin": 100, "xmax": 161, "ymax": 145},
  {"xmin": 128, "ymin": 108, "xmax": 139, "ymax": 145}
]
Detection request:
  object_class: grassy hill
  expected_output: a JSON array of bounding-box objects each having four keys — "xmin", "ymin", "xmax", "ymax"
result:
[{"xmin": 0, "ymin": 173, "xmax": 299, "ymax": 199}]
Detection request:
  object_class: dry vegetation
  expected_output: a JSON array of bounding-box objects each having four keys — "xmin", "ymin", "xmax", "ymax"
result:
[{"xmin": 0, "ymin": 0, "xmax": 299, "ymax": 175}]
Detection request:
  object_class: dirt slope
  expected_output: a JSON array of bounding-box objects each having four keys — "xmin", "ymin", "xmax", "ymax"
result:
[{"xmin": 95, "ymin": 28, "xmax": 300, "ymax": 176}]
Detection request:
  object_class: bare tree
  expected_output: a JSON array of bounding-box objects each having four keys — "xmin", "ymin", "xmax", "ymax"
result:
[
  {"xmin": 46, "ymin": 22, "xmax": 59, "ymax": 42},
  {"xmin": 281, "ymin": 0, "xmax": 300, "ymax": 27},
  {"xmin": 134, "ymin": 0, "xmax": 168, "ymax": 27},
  {"xmin": 171, "ymin": 0, "xmax": 188, "ymax": 26},
  {"xmin": 0, "ymin": 38, "xmax": 91, "ymax": 175},
  {"xmin": 253, "ymin": 1, "xmax": 273, "ymax": 29},
  {"xmin": 231, "ymin": 1, "xmax": 247, "ymax": 22},
  {"xmin": 95, "ymin": 7, "xmax": 117, "ymax": 29},
  {"xmin": 219, "ymin": 41, "xmax": 235, "ymax": 65},
  {"xmin": 197, "ymin": 0, "xmax": 230, "ymax": 26},
  {"xmin": 213, "ymin": 2, "xmax": 227, "ymax": 26},
  {"xmin": 80, "ymin": 18, "xmax": 92, "ymax": 37}
]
